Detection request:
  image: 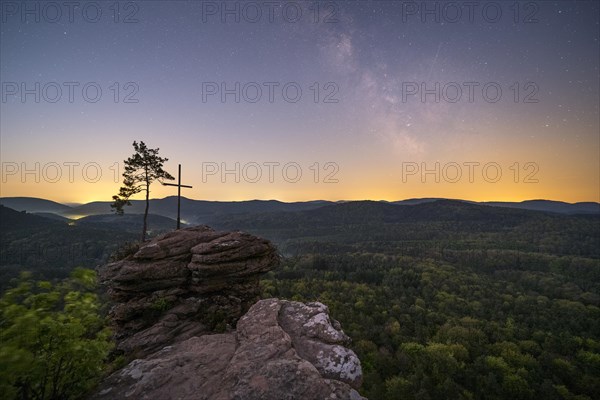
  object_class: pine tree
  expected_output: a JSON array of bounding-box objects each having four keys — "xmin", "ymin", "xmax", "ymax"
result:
[{"xmin": 111, "ymin": 141, "xmax": 174, "ymax": 241}]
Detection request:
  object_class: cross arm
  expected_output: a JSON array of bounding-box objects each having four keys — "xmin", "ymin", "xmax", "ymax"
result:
[{"xmin": 162, "ymin": 183, "xmax": 193, "ymax": 188}]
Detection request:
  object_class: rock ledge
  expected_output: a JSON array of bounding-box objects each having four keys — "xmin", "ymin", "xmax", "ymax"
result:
[{"xmin": 92, "ymin": 298, "xmax": 365, "ymax": 400}]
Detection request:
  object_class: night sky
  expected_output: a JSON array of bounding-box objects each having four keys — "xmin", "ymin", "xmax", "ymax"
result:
[{"xmin": 1, "ymin": 1, "xmax": 598, "ymax": 203}]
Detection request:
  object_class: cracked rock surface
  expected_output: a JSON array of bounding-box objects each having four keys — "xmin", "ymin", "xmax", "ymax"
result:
[{"xmin": 91, "ymin": 299, "xmax": 365, "ymax": 400}]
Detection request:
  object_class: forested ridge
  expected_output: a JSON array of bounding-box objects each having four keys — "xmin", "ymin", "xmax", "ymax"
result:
[
  {"xmin": 0, "ymin": 206, "xmax": 138, "ymax": 290},
  {"xmin": 0, "ymin": 206, "xmax": 178, "ymax": 290}
]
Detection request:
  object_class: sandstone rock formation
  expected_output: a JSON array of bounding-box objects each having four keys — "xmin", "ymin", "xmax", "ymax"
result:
[
  {"xmin": 94, "ymin": 226, "xmax": 366, "ymax": 399},
  {"xmin": 98, "ymin": 226, "xmax": 279, "ymax": 356},
  {"xmin": 92, "ymin": 299, "xmax": 365, "ymax": 400}
]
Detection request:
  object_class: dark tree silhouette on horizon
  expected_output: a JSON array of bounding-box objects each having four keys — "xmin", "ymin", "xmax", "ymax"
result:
[{"xmin": 111, "ymin": 141, "xmax": 174, "ymax": 242}]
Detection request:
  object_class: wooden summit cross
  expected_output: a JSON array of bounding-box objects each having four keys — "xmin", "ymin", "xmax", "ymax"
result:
[{"xmin": 162, "ymin": 164, "xmax": 193, "ymax": 229}]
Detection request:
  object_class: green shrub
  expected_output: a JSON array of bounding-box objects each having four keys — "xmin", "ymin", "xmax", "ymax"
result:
[{"xmin": 0, "ymin": 269, "xmax": 114, "ymax": 400}]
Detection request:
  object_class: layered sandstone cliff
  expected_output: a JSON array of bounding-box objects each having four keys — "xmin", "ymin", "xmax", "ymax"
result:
[{"xmin": 92, "ymin": 226, "xmax": 365, "ymax": 400}]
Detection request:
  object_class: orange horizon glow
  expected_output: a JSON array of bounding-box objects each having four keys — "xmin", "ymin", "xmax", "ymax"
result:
[{"xmin": 2, "ymin": 154, "xmax": 599, "ymax": 204}]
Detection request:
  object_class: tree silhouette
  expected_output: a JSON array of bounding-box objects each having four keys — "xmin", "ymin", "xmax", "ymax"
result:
[{"xmin": 111, "ymin": 141, "xmax": 174, "ymax": 241}]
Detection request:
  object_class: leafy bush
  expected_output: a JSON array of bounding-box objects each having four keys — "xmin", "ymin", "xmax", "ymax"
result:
[
  {"xmin": 0, "ymin": 268, "xmax": 114, "ymax": 400},
  {"xmin": 150, "ymin": 296, "xmax": 171, "ymax": 313}
]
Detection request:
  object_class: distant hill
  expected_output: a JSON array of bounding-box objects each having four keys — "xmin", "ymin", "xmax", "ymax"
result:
[
  {"xmin": 1, "ymin": 197, "xmax": 598, "ymax": 224},
  {"xmin": 31, "ymin": 212, "xmax": 74, "ymax": 223},
  {"xmin": 75, "ymin": 213, "xmax": 182, "ymax": 233},
  {"xmin": 392, "ymin": 198, "xmax": 450, "ymax": 205},
  {"xmin": 395, "ymin": 198, "xmax": 599, "ymax": 214},
  {"xmin": 0, "ymin": 205, "xmax": 66, "ymax": 231},
  {"xmin": 206, "ymin": 199, "xmax": 600, "ymax": 260},
  {"xmin": 64, "ymin": 197, "xmax": 334, "ymax": 223},
  {"xmin": 0, "ymin": 205, "xmax": 137, "ymax": 289},
  {"xmin": 482, "ymin": 200, "xmax": 600, "ymax": 215},
  {"xmin": 209, "ymin": 199, "xmax": 545, "ymax": 231},
  {"xmin": 0, "ymin": 197, "xmax": 73, "ymax": 214}
]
